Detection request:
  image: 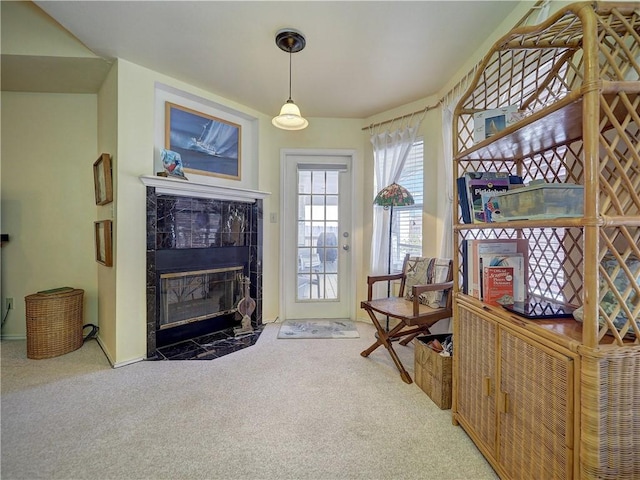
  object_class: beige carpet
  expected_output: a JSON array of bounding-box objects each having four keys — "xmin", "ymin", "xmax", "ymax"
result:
[{"xmin": 1, "ymin": 321, "xmax": 497, "ymax": 480}]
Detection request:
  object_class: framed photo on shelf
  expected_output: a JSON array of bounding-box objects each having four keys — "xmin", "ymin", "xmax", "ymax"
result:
[
  {"xmin": 94, "ymin": 220, "xmax": 113, "ymax": 267},
  {"xmin": 93, "ymin": 153, "xmax": 113, "ymax": 205},
  {"xmin": 165, "ymin": 102, "xmax": 241, "ymax": 180}
]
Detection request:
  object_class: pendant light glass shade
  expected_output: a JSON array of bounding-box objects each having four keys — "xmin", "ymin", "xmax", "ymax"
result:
[
  {"xmin": 272, "ymin": 99, "xmax": 309, "ymax": 130},
  {"xmin": 272, "ymin": 29, "xmax": 308, "ymax": 131}
]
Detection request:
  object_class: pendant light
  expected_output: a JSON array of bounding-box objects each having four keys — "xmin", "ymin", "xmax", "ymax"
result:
[{"xmin": 272, "ymin": 28, "xmax": 309, "ymax": 130}]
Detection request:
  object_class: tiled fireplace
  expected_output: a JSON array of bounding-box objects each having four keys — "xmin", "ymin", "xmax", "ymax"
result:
[{"xmin": 141, "ymin": 176, "xmax": 268, "ymax": 360}]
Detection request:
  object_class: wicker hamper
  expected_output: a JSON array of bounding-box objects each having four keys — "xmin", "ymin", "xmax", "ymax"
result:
[
  {"xmin": 25, "ymin": 288, "xmax": 84, "ymax": 359},
  {"xmin": 415, "ymin": 334, "xmax": 453, "ymax": 409}
]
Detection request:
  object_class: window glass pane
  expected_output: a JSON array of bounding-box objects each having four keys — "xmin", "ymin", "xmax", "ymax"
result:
[
  {"xmin": 390, "ymin": 139, "xmax": 423, "ymax": 271},
  {"xmin": 398, "ymin": 140, "xmax": 424, "ymax": 205}
]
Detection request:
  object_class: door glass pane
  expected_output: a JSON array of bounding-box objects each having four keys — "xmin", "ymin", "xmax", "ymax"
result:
[
  {"xmin": 298, "ymin": 195, "xmax": 310, "ymax": 219},
  {"xmin": 311, "ymin": 171, "xmax": 326, "ymax": 194},
  {"xmin": 326, "ymin": 172, "xmax": 339, "ymax": 194},
  {"xmin": 298, "ymin": 171, "xmax": 311, "ymax": 194},
  {"xmin": 297, "ymin": 169, "xmax": 340, "ymax": 301}
]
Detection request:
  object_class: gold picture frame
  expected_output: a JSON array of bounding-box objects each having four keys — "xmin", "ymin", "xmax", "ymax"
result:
[
  {"xmin": 94, "ymin": 220, "xmax": 113, "ymax": 267},
  {"xmin": 165, "ymin": 102, "xmax": 241, "ymax": 180},
  {"xmin": 93, "ymin": 153, "xmax": 113, "ymax": 205}
]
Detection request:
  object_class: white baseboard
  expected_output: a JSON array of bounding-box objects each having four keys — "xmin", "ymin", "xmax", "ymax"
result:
[
  {"xmin": 0, "ymin": 334, "xmax": 27, "ymax": 340},
  {"xmin": 112, "ymin": 356, "xmax": 146, "ymax": 368},
  {"xmin": 95, "ymin": 336, "xmax": 145, "ymax": 368}
]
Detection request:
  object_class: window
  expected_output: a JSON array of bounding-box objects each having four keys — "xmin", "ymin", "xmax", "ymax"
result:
[{"xmin": 392, "ymin": 139, "xmax": 423, "ymax": 271}]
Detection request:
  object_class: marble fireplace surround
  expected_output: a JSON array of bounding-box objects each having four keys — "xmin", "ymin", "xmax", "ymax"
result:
[{"xmin": 140, "ymin": 175, "xmax": 269, "ymax": 359}]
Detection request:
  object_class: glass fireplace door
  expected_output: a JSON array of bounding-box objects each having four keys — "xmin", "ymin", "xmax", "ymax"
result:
[{"xmin": 159, "ymin": 266, "xmax": 243, "ymax": 329}]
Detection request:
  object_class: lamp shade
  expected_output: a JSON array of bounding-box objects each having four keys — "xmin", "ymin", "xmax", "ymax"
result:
[
  {"xmin": 272, "ymin": 99, "xmax": 309, "ymax": 130},
  {"xmin": 373, "ymin": 183, "xmax": 415, "ymax": 207}
]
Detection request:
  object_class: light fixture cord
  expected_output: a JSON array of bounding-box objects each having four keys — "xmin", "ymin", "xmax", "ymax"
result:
[{"xmin": 288, "ymin": 49, "xmax": 293, "ymax": 101}]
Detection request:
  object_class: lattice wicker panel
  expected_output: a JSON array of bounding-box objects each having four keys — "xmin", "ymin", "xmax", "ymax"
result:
[
  {"xmin": 596, "ymin": 227, "xmax": 640, "ymax": 343},
  {"xmin": 454, "ymin": 4, "xmax": 640, "ymax": 346},
  {"xmin": 455, "ymin": 228, "xmax": 521, "ymax": 295},
  {"xmin": 525, "ymin": 227, "xmax": 584, "ymax": 306},
  {"xmin": 599, "ymin": 96, "xmax": 640, "ymax": 218},
  {"xmin": 455, "ymin": 228, "xmax": 583, "ymax": 306},
  {"xmin": 456, "ymin": 6, "xmax": 640, "ymax": 153}
]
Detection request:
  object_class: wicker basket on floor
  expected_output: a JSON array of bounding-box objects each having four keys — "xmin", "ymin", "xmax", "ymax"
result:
[{"xmin": 25, "ymin": 288, "xmax": 84, "ymax": 359}]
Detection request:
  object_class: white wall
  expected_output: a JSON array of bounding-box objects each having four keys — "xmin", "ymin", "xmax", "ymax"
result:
[
  {"xmin": 107, "ymin": 60, "xmax": 366, "ymax": 364},
  {"xmin": 95, "ymin": 62, "xmax": 118, "ymax": 362},
  {"xmin": 0, "ymin": 1, "xmax": 96, "ymax": 57},
  {"xmin": 1, "ymin": 0, "xmax": 566, "ymax": 362},
  {"xmin": 1, "ymin": 92, "xmax": 99, "ymax": 338}
]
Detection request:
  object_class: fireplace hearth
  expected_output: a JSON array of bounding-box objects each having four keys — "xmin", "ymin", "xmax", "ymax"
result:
[
  {"xmin": 154, "ymin": 326, "xmax": 264, "ymax": 360},
  {"xmin": 143, "ymin": 177, "xmax": 266, "ymax": 359}
]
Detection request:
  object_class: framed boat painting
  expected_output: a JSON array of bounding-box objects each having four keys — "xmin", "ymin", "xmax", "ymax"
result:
[{"xmin": 165, "ymin": 102, "xmax": 241, "ymax": 180}]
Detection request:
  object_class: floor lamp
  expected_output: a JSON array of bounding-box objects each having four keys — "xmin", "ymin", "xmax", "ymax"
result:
[{"xmin": 373, "ymin": 182, "xmax": 415, "ymax": 331}]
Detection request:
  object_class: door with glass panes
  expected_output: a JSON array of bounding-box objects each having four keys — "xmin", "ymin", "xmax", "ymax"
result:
[{"xmin": 282, "ymin": 151, "xmax": 353, "ymax": 320}]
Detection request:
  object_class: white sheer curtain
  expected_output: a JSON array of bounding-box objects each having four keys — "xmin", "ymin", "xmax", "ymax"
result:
[
  {"xmin": 440, "ymin": 103, "xmax": 456, "ymax": 259},
  {"xmin": 370, "ymin": 122, "xmax": 422, "ymax": 298},
  {"xmin": 439, "ymin": 68, "xmax": 478, "ymax": 258}
]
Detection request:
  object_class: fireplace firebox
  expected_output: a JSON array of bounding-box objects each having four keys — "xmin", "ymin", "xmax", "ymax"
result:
[{"xmin": 159, "ymin": 266, "xmax": 244, "ymax": 330}]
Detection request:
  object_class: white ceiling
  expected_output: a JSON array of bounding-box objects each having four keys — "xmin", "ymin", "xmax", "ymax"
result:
[{"xmin": 32, "ymin": 1, "xmax": 522, "ymax": 119}]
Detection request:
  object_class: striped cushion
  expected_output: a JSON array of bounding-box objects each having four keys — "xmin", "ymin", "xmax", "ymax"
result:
[{"xmin": 404, "ymin": 257, "xmax": 450, "ymax": 308}]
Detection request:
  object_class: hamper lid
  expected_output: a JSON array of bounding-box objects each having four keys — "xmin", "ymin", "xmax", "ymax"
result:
[
  {"xmin": 26, "ymin": 288, "xmax": 83, "ymax": 300},
  {"xmin": 37, "ymin": 287, "xmax": 75, "ymax": 295}
]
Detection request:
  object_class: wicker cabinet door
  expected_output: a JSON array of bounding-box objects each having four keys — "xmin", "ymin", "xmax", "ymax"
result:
[
  {"xmin": 456, "ymin": 304, "xmax": 498, "ymax": 456},
  {"xmin": 498, "ymin": 329, "xmax": 574, "ymax": 480}
]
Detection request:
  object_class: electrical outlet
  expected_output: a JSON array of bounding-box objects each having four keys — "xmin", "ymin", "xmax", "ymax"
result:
[{"xmin": 6, "ymin": 298, "xmax": 13, "ymax": 310}]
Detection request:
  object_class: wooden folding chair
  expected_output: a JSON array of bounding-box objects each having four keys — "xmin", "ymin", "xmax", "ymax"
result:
[{"xmin": 360, "ymin": 254, "xmax": 453, "ymax": 384}]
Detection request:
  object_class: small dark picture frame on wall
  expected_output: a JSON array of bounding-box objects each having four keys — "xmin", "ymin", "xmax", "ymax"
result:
[
  {"xmin": 94, "ymin": 220, "xmax": 113, "ymax": 267},
  {"xmin": 93, "ymin": 153, "xmax": 113, "ymax": 205}
]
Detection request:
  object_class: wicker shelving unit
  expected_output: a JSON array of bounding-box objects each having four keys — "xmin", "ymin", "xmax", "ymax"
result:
[{"xmin": 451, "ymin": 3, "xmax": 639, "ymax": 479}]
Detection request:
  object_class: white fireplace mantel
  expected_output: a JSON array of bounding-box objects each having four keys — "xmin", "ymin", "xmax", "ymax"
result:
[{"xmin": 140, "ymin": 175, "xmax": 270, "ymax": 203}]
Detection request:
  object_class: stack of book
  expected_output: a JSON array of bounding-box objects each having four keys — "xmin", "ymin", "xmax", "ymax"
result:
[
  {"xmin": 462, "ymin": 238, "xmax": 529, "ymax": 305},
  {"xmin": 457, "ymin": 171, "xmax": 523, "ymax": 224}
]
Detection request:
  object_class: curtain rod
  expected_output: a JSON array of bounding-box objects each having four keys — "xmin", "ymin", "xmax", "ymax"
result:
[{"xmin": 361, "ymin": 102, "xmax": 440, "ymax": 132}]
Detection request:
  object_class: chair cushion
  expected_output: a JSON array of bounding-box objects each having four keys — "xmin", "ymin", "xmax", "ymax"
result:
[{"xmin": 404, "ymin": 257, "xmax": 450, "ymax": 308}]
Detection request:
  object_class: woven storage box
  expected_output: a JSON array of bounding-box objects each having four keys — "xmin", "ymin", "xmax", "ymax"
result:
[
  {"xmin": 25, "ymin": 288, "xmax": 84, "ymax": 359},
  {"xmin": 415, "ymin": 334, "xmax": 452, "ymax": 409}
]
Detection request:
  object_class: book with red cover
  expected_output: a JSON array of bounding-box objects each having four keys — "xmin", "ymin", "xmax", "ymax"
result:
[
  {"xmin": 482, "ymin": 266, "xmax": 515, "ymax": 306},
  {"xmin": 466, "ymin": 238, "xmax": 529, "ymax": 300},
  {"xmin": 478, "ymin": 253, "xmax": 525, "ymax": 302}
]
